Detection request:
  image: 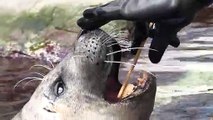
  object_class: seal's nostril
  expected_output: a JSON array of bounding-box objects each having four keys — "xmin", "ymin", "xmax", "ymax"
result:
[{"xmin": 88, "ymin": 50, "xmax": 90, "ymax": 52}]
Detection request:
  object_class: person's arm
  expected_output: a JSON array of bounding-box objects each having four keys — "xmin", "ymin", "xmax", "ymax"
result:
[
  {"xmin": 77, "ymin": 0, "xmax": 212, "ymax": 63},
  {"xmin": 78, "ymin": 0, "xmax": 211, "ymax": 28}
]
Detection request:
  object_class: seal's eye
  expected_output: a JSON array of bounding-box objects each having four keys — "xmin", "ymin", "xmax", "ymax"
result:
[{"xmin": 54, "ymin": 80, "xmax": 65, "ymax": 96}]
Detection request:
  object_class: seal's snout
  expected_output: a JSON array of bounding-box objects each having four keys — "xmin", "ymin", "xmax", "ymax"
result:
[
  {"xmin": 75, "ymin": 30, "xmax": 110, "ymax": 64},
  {"xmin": 74, "ymin": 29, "xmax": 122, "ymax": 103}
]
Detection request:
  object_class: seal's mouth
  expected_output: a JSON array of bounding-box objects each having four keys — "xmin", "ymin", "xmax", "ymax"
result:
[
  {"xmin": 104, "ymin": 69, "xmax": 153, "ymax": 103},
  {"xmin": 103, "ymin": 38, "xmax": 153, "ymax": 103},
  {"xmin": 104, "ymin": 75, "xmax": 122, "ymax": 103}
]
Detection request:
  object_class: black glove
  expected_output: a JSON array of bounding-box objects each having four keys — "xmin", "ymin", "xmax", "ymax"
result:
[{"xmin": 77, "ymin": 0, "xmax": 212, "ymax": 63}]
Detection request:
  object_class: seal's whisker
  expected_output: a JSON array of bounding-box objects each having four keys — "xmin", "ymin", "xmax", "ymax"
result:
[
  {"xmin": 102, "ymin": 37, "xmax": 112, "ymax": 45},
  {"xmin": 107, "ymin": 30, "xmax": 128, "ymax": 42},
  {"xmin": 14, "ymin": 77, "xmax": 43, "ymax": 89},
  {"xmin": 101, "ymin": 37, "xmax": 109, "ymax": 45},
  {"xmin": 30, "ymin": 64, "xmax": 52, "ymax": 71},
  {"xmin": 107, "ymin": 47, "xmax": 158, "ymax": 56},
  {"xmin": 104, "ymin": 61, "xmax": 136, "ymax": 66},
  {"xmin": 105, "ymin": 61, "xmax": 157, "ymax": 79},
  {"xmin": 100, "ymin": 30, "xmax": 122, "ymax": 46},
  {"xmin": 126, "ymin": 47, "xmax": 158, "ymax": 52},
  {"xmin": 97, "ymin": 32, "xmax": 107, "ymax": 42},
  {"xmin": 106, "ymin": 29, "xmax": 119, "ymax": 37},
  {"xmin": 46, "ymin": 59, "xmax": 55, "ymax": 68},
  {"xmin": 30, "ymin": 72, "xmax": 45, "ymax": 78},
  {"xmin": 101, "ymin": 31, "xmax": 119, "ymax": 45},
  {"xmin": 107, "ymin": 41, "xmax": 130, "ymax": 47},
  {"xmin": 99, "ymin": 32, "xmax": 107, "ymax": 38},
  {"xmin": 117, "ymin": 45, "xmax": 129, "ymax": 49},
  {"xmin": 23, "ymin": 79, "xmax": 41, "ymax": 88},
  {"xmin": 103, "ymin": 37, "xmax": 117, "ymax": 46},
  {"xmin": 107, "ymin": 42, "xmax": 124, "ymax": 47}
]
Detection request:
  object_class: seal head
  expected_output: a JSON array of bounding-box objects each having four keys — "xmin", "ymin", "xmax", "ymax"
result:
[{"xmin": 12, "ymin": 29, "xmax": 156, "ymax": 120}]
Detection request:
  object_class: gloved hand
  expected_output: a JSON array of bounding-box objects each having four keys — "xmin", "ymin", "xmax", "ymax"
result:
[{"xmin": 77, "ymin": 0, "xmax": 212, "ymax": 63}]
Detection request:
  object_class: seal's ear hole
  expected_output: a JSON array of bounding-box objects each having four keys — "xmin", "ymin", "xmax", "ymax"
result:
[{"xmin": 53, "ymin": 77, "xmax": 65, "ymax": 97}]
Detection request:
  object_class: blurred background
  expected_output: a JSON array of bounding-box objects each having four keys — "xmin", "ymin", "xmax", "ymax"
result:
[{"xmin": 0, "ymin": 0, "xmax": 212, "ymax": 119}]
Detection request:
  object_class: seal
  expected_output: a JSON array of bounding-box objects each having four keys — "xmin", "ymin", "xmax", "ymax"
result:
[{"xmin": 12, "ymin": 29, "xmax": 156, "ymax": 120}]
